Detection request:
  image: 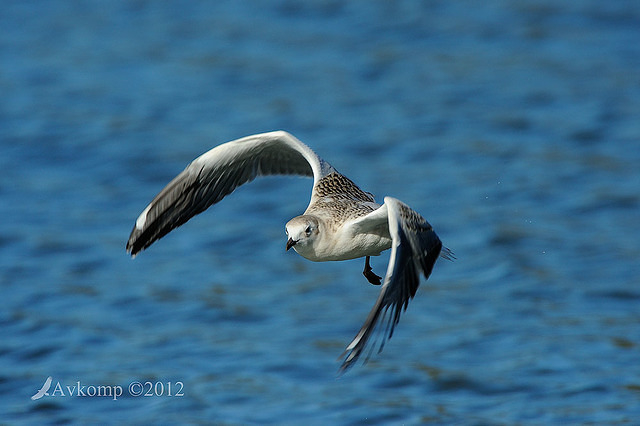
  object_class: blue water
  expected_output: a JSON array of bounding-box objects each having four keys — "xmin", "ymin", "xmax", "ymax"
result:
[{"xmin": 2, "ymin": 0, "xmax": 639, "ymax": 423}]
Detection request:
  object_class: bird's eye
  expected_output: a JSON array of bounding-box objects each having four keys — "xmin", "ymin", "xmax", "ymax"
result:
[
  {"xmin": 285, "ymin": 229, "xmax": 289, "ymax": 236},
  {"xmin": 305, "ymin": 226, "xmax": 311, "ymax": 235}
]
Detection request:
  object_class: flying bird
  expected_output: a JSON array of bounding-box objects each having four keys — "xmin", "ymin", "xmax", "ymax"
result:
[
  {"xmin": 31, "ymin": 376, "xmax": 53, "ymax": 400},
  {"xmin": 126, "ymin": 131, "xmax": 452, "ymax": 372}
]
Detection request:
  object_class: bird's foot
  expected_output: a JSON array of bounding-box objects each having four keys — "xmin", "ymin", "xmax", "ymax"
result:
[{"xmin": 363, "ymin": 256, "xmax": 382, "ymax": 285}]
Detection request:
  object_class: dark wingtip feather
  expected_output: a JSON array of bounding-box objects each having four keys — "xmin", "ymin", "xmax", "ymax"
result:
[
  {"xmin": 440, "ymin": 246, "xmax": 455, "ymax": 261},
  {"xmin": 125, "ymin": 211, "xmax": 188, "ymax": 258},
  {"xmin": 125, "ymin": 227, "xmax": 144, "ymax": 258}
]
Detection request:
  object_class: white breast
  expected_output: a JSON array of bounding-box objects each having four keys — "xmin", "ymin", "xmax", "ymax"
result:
[{"xmin": 295, "ymin": 230, "xmax": 392, "ymax": 262}]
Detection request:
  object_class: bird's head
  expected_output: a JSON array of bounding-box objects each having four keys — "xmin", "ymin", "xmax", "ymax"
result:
[{"xmin": 285, "ymin": 215, "xmax": 320, "ymax": 256}]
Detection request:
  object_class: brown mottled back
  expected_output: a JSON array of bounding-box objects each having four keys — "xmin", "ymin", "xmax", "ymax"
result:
[
  {"xmin": 306, "ymin": 173, "xmax": 378, "ymax": 228},
  {"xmin": 312, "ymin": 173, "xmax": 375, "ymax": 202}
]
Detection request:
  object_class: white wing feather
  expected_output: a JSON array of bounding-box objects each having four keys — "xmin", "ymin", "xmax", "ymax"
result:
[{"xmin": 126, "ymin": 131, "xmax": 335, "ymax": 256}]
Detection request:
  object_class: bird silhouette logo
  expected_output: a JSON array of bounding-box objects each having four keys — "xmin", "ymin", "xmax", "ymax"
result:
[{"xmin": 31, "ymin": 376, "xmax": 53, "ymax": 400}]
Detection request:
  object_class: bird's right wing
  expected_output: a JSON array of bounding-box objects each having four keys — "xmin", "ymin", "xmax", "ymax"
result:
[{"xmin": 126, "ymin": 131, "xmax": 336, "ymax": 257}]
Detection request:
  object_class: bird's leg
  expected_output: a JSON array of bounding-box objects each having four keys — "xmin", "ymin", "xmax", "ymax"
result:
[{"xmin": 362, "ymin": 256, "xmax": 382, "ymax": 285}]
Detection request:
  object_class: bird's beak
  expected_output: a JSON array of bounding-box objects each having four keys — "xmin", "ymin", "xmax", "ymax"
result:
[{"xmin": 286, "ymin": 238, "xmax": 297, "ymax": 251}]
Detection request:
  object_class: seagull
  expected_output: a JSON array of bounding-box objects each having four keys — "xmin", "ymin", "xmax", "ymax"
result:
[{"xmin": 126, "ymin": 131, "xmax": 452, "ymax": 372}]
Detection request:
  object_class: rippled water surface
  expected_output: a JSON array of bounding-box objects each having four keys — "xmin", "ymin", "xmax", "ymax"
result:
[{"xmin": 2, "ymin": 1, "xmax": 639, "ymax": 424}]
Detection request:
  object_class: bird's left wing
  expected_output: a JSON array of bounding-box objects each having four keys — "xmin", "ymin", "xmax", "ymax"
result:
[
  {"xmin": 126, "ymin": 131, "xmax": 335, "ymax": 257},
  {"xmin": 340, "ymin": 196, "xmax": 447, "ymax": 372}
]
